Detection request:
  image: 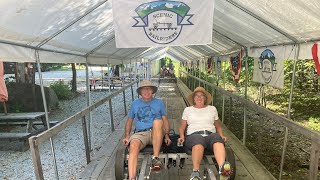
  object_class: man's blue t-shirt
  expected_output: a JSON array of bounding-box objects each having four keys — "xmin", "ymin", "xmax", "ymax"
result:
[{"xmin": 128, "ymin": 98, "xmax": 166, "ymax": 131}]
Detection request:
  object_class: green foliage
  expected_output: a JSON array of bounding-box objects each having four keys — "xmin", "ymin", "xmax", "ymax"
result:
[
  {"xmin": 305, "ymin": 117, "xmax": 320, "ymax": 131},
  {"xmin": 50, "ymin": 80, "xmax": 72, "ymax": 100}
]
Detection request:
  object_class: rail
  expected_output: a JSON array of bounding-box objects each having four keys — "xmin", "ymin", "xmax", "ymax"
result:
[
  {"xmin": 180, "ymin": 71, "xmax": 320, "ymax": 180},
  {"xmin": 28, "ymin": 80, "xmax": 139, "ymax": 180}
]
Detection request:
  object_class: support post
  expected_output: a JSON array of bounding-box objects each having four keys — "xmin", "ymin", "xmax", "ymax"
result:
[
  {"xmin": 35, "ymin": 50, "xmax": 59, "ymax": 180},
  {"xmin": 243, "ymin": 47, "xmax": 248, "ymax": 145},
  {"xmin": 279, "ymin": 44, "xmax": 300, "ymax": 180},
  {"xmin": 123, "ymin": 91, "xmax": 127, "ymax": 115},
  {"xmin": 81, "ymin": 116, "xmax": 91, "ymax": 164},
  {"xmin": 109, "ymin": 99, "xmax": 115, "ymax": 132},
  {"xmin": 29, "ymin": 137, "xmax": 44, "ymax": 180}
]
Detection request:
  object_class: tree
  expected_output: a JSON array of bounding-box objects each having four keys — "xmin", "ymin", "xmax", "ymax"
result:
[{"xmin": 71, "ymin": 63, "xmax": 77, "ymax": 92}]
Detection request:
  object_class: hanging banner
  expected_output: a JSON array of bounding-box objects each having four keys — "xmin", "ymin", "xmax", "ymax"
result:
[
  {"xmin": 252, "ymin": 47, "xmax": 284, "ymax": 89},
  {"xmin": 311, "ymin": 43, "xmax": 320, "ymax": 76},
  {"xmin": 112, "ymin": 0, "xmax": 214, "ymax": 48},
  {"xmin": 230, "ymin": 50, "xmax": 242, "ymax": 83}
]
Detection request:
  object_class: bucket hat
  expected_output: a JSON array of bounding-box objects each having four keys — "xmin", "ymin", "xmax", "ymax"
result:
[
  {"xmin": 187, "ymin": 86, "xmax": 212, "ymax": 105},
  {"xmin": 136, "ymin": 80, "xmax": 158, "ymax": 95}
]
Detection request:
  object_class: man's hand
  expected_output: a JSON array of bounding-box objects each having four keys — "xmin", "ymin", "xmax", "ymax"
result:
[
  {"xmin": 164, "ymin": 134, "xmax": 171, "ymax": 145},
  {"xmin": 122, "ymin": 136, "xmax": 129, "ymax": 145}
]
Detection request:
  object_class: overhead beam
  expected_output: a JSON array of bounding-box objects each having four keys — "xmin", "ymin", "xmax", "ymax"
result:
[
  {"xmin": 212, "ymin": 28, "xmax": 245, "ymax": 47},
  {"xmin": 0, "ymin": 39, "xmax": 84, "ymax": 57}
]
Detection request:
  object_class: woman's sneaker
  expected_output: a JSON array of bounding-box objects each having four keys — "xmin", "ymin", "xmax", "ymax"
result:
[
  {"xmin": 151, "ymin": 157, "xmax": 163, "ymax": 171},
  {"xmin": 219, "ymin": 161, "xmax": 232, "ymax": 179},
  {"xmin": 190, "ymin": 170, "xmax": 201, "ymax": 180}
]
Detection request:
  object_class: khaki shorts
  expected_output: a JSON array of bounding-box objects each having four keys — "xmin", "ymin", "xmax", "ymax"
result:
[{"xmin": 129, "ymin": 131, "xmax": 152, "ymax": 149}]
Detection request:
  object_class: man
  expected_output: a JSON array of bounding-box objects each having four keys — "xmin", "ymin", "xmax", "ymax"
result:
[{"xmin": 122, "ymin": 80, "xmax": 171, "ymax": 180}]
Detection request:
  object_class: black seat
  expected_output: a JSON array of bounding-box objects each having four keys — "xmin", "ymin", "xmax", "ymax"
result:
[
  {"xmin": 184, "ymin": 146, "xmax": 214, "ymax": 155},
  {"xmin": 140, "ymin": 145, "xmax": 165, "ymax": 153}
]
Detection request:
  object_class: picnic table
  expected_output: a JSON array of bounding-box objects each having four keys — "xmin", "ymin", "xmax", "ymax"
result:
[
  {"xmin": 89, "ymin": 77, "xmax": 123, "ymax": 90},
  {"xmin": 0, "ymin": 112, "xmax": 47, "ymax": 133},
  {"xmin": 0, "ymin": 112, "xmax": 58, "ymax": 150}
]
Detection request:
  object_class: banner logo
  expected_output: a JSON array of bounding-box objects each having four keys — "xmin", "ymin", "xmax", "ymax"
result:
[
  {"xmin": 133, "ymin": 1, "xmax": 193, "ymax": 44},
  {"xmin": 258, "ymin": 49, "xmax": 277, "ymax": 83}
]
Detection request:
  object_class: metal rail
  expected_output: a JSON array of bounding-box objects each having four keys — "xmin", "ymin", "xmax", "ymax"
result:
[
  {"xmin": 29, "ymin": 81, "xmax": 138, "ymax": 180},
  {"xmin": 180, "ymin": 72, "xmax": 320, "ymax": 180}
]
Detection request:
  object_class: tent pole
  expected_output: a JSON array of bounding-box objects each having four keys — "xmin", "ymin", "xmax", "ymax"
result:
[
  {"xmin": 279, "ymin": 44, "xmax": 300, "ymax": 180},
  {"xmin": 35, "ymin": 50, "xmax": 59, "ymax": 180},
  {"xmin": 243, "ymin": 47, "xmax": 248, "ymax": 145},
  {"xmin": 85, "ymin": 60, "xmax": 92, "ymax": 151}
]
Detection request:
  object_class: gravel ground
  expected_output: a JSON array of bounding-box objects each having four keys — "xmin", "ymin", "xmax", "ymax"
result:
[{"xmin": 0, "ymin": 85, "xmax": 137, "ymax": 180}]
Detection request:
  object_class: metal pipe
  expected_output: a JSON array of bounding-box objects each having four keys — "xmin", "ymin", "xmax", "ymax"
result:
[
  {"xmin": 222, "ymin": 59, "xmax": 226, "ymax": 123},
  {"xmin": 123, "ymin": 91, "xmax": 127, "ymax": 115},
  {"xmin": 0, "ymin": 39, "xmax": 83, "ymax": 57},
  {"xmin": 81, "ymin": 116, "xmax": 91, "ymax": 164},
  {"xmin": 85, "ymin": 61, "xmax": 92, "ymax": 151},
  {"xmin": 109, "ymin": 99, "xmax": 115, "ymax": 132},
  {"xmin": 279, "ymin": 44, "xmax": 300, "ymax": 180},
  {"xmin": 35, "ymin": 50, "xmax": 59, "ymax": 180},
  {"xmin": 243, "ymin": 48, "xmax": 248, "ymax": 145}
]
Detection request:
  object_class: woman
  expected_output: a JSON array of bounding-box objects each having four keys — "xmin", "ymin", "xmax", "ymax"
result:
[{"xmin": 178, "ymin": 87, "xmax": 231, "ymax": 180}]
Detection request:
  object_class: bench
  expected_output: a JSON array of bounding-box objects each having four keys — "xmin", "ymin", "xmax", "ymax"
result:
[
  {"xmin": 0, "ymin": 120, "xmax": 59, "ymax": 129},
  {"xmin": 0, "ymin": 112, "xmax": 47, "ymax": 133},
  {"xmin": 89, "ymin": 78, "xmax": 123, "ymax": 90},
  {"xmin": 0, "ymin": 133, "xmax": 32, "ymax": 141}
]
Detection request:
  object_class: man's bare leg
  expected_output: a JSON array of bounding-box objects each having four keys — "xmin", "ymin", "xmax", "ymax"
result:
[
  {"xmin": 128, "ymin": 139, "xmax": 142, "ymax": 179},
  {"xmin": 152, "ymin": 119, "xmax": 163, "ymax": 157}
]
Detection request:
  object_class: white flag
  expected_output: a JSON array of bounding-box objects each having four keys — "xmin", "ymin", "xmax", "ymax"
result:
[
  {"xmin": 112, "ymin": 0, "xmax": 214, "ymax": 48},
  {"xmin": 252, "ymin": 47, "xmax": 284, "ymax": 89}
]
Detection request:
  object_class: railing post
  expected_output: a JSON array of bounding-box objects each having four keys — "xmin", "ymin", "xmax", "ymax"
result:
[
  {"xmin": 123, "ymin": 91, "xmax": 127, "ymax": 115},
  {"xmin": 81, "ymin": 116, "xmax": 91, "ymax": 164},
  {"xmin": 131, "ymin": 85, "xmax": 134, "ymax": 101},
  {"xmin": 29, "ymin": 137, "xmax": 44, "ymax": 180},
  {"xmin": 309, "ymin": 141, "xmax": 320, "ymax": 180},
  {"xmin": 109, "ymin": 99, "xmax": 115, "ymax": 132}
]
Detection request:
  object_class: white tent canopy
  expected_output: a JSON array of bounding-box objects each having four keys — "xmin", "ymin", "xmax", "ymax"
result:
[{"xmin": 0, "ymin": 0, "xmax": 319, "ymax": 65}]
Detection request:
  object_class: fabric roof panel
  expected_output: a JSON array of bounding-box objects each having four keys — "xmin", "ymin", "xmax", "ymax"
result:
[
  {"xmin": 0, "ymin": 0, "xmax": 102, "ymax": 46},
  {"xmin": 234, "ymin": 0, "xmax": 320, "ymax": 42},
  {"xmin": 43, "ymin": 3, "xmax": 114, "ymax": 54},
  {"xmin": 214, "ymin": 0, "xmax": 292, "ymax": 47}
]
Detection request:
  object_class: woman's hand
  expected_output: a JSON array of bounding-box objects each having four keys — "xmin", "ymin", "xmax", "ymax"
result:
[
  {"xmin": 221, "ymin": 135, "xmax": 228, "ymax": 142},
  {"xmin": 178, "ymin": 136, "xmax": 185, "ymax": 144}
]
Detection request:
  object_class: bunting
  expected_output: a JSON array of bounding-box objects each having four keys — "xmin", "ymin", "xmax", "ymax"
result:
[
  {"xmin": 230, "ymin": 50, "xmax": 242, "ymax": 83},
  {"xmin": 312, "ymin": 43, "xmax": 320, "ymax": 76}
]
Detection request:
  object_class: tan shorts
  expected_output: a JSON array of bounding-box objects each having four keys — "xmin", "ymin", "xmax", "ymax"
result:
[{"xmin": 129, "ymin": 131, "xmax": 152, "ymax": 149}]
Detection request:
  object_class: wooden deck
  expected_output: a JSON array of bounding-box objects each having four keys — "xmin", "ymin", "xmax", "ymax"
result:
[{"xmin": 79, "ymin": 78, "xmax": 276, "ymax": 180}]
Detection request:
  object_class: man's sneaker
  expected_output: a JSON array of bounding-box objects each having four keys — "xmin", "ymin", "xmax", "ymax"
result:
[
  {"xmin": 151, "ymin": 157, "xmax": 163, "ymax": 170},
  {"xmin": 219, "ymin": 161, "xmax": 232, "ymax": 178},
  {"xmin": 190, "ymin": 170, "xmax": 201, "ymax": 180}
]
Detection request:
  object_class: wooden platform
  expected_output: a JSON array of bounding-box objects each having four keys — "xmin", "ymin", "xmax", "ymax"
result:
[{"xmin": 78, "ymin": 79, "xmax": 276, "ymax": 180}]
